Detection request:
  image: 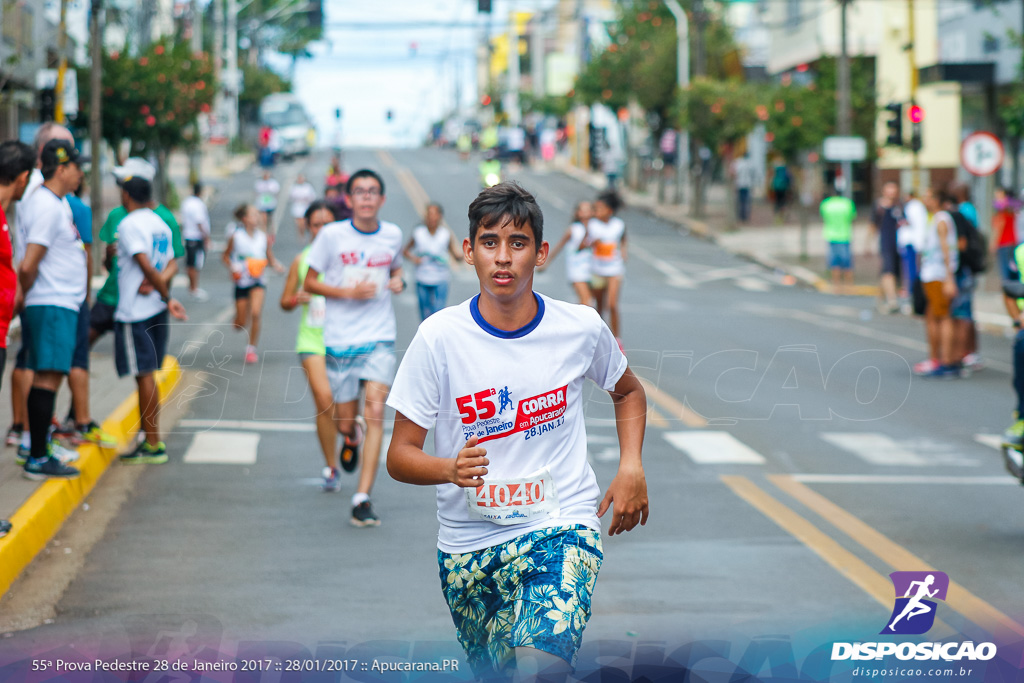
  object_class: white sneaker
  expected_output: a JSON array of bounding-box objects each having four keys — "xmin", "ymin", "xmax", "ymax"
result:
[
  {"xmin": 52, "ymin": 442, "xmax": 80, "ymax": 464},
  {"xmin": 189, "ymin": 288, "xmax": 209, "ymax": 302}
]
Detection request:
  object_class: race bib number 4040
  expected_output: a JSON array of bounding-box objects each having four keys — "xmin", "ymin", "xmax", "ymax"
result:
[
  {"xmin": 457, "ymin": 384, "xmax": 568, "ymax": 443},
  {"xmin": 465, "ymin": 468, "xmax": 560, "ymax": 525}
]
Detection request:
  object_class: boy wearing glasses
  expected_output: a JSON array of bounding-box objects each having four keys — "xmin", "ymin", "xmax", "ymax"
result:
[{"xmin": 304, "ymin": 169, "xmax": 406, "ymax": 527}]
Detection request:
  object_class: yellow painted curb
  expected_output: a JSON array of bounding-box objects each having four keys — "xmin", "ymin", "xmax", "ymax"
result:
[{"xmin": 0, "ymin": 356, "xmax": 182, "ymax": 598}]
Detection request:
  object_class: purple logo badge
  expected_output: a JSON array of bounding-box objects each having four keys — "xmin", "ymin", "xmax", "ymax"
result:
[{"xmin": 881, "ymin": 571, "xmax": 949, "ymax": 635}]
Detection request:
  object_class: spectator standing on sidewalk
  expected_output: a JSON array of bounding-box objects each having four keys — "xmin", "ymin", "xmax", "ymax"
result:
[
  {"xmin": 732, "ymin": 154, "xmax": 758, "ymax": 223},
  {"xmin": 180, "ymin": 183, "xmax": 211, "ymax": 302},
  {"xmin": 770, "ymin": 157, "xmax": 791, "ymax": 222},
  {"xmin": 915, "ymin": 187, "xmax": 960, "ymax": 378},
  {"xmin": 900, "ymin": 189, "xmax": 928, "ymax": 306},
  {"xmin": 17, "ymin": 140, "xmax": 87, "ymax": 479},
  {"xmin": 820, "ymin": 186, "xmax": 856, "ymax": 293},
  {"xmin": 0, "ymin": 140, "xmax": 38, "ymax": 536},
  {"xmin": 993, "ymin": 186, "xmax": 1022, "ymax": 323},
  {"xmin": 872, "ymin": 181, "xmax": 904, "ymax": 313}
]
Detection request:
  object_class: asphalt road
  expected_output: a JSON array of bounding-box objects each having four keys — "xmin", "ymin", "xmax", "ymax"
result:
[{"xmin": 1, "ymin": 147, "xmax": 1022, "ymax": 681}]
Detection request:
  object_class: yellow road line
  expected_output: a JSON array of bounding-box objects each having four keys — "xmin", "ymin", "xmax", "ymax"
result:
[
  {"xmin": 647, "ymin": 406, "xmax": 668, "ymax": 429},
  {"xmin": 376, "ymin": 150, "xmax": 396, "ymax": 169},
  {"xmin": 770, "ymin": 474, "xmax": 1024, "ymax": 640},
  {"xmin": 0, "ymin": 357, "xmax": 182, "ymax": 598},
  {"xmin": 637, "ymin": 377, "xmax": 707, "ymax": 428}
]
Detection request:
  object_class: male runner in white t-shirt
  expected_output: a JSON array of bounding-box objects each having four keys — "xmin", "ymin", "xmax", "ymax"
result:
[
  {"xmin": 304, "ymin": 169, "xmax": 405, "ymax": 527},
  {"xmin": 387, "ymin": 181, "xmax": 649, "ymax": 682},
  {"xmin": 180, "ymin": 183, "xmax": 211, "ymax": 301}
]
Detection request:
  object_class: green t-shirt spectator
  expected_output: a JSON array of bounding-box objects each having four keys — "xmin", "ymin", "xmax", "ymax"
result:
[
  {"xmin": 96, "ymin": 204, "xmax": 184, "ymax": 306},
  {"xmin": 820, "ymin": 196, "xmax": 856, "ymax": 244}
]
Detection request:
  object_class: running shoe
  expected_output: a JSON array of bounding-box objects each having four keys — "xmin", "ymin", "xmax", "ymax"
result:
[
  {"xmin": 925, "ymin": 364, "xmax": 961, "ymax": 380},
  {"xmin": 245, "ymin": 348, "xmax": 259, "ymax": 364},
  {"xmin": 339, "ymin": 415, "xmax": 366, "ymax": 473},
  {"xmin": 52, "ymin": 442, "xmax": 80, "ymax": 463},
  {"xmin": 78, "ymin": 422, "xmax": 117, "ymax": 449},
  {"xmin": 15, "ymin": 444, "xmax": 29, "ymax": 465},
  {"xmin": 912, "ymin": 358, "xmax": 939, "ymax": 375},
  {"xmin": 52, "ymin": 417, "xmax": 75, "ymax": 440},
  {"xmin": 6, "ymin": 425, "xmax": 22, "ymax": 447},
  {"xmin": 119, "ymin": 441, "xmax": 168, "ymax": 465},
  {"xmin": 1004, "ymin": 418, "xmax": 1024, "ymax": 449},
  {"xmin": 0, "ymin": 519, "xmax": 11, "ymax": 538},
  {"xmin": 189, "ymin": 288, "xmax": 210, "ymax": 302},
  {"xmin": 322, "ymin": 466, "xmax": 341, "ymax": 492},
  {"xmin": 962, "ymin": 352, "xmax": 984, "ymax": 372},
  {"xmin": 351, "ymin": 500, "xmax": 381, "ymax": 527},
  {"xmin": 23, "ymin": 453, "xmax": 80, "ymax": 480}
]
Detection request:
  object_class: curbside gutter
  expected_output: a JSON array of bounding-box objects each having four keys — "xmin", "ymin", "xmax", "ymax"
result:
[{"xmin": 0, "ymin": 357, "xmax": 182, "ymax": 598}]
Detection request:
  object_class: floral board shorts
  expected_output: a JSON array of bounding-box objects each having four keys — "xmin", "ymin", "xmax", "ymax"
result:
[{"xmin": 437, "ymin": 525, "xmax": 603, "ymax": 679}]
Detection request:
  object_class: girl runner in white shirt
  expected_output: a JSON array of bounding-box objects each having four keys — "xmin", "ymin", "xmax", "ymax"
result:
[
  {"xmin": 587, "ymin": 190, "xmax": 627, "ymax": 345},
  {"xmin": 402, "ymin": 203, "xmax": 462, "ymax": 321},
  {"xmin": 223, "ymin": 203, "xmax": 283, "ymax": 364},
  {"xmin": 541, "ymin": 201, "xmax": 594, "ymax": 306}
]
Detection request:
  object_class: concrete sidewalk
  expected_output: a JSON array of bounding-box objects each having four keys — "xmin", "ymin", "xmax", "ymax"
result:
[
  {"xmin": 557, "ymin": 161, "xmax": 1016, "ymax": 337},
  {"xmin": 0, "ymin": 145, "xmax": 252, "ymax": 599}
]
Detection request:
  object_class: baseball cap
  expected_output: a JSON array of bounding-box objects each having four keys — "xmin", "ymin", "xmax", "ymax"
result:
[
  {"xmin": 40, "ymin": 139, "xmax": 85, "ymax": 168},
  {"xmin": 112, "ymin": 157, "xmax": 156, "ymax": 183}
]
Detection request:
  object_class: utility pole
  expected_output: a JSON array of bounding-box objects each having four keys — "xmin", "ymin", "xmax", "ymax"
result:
[
  {"xmin": 89, "ymin": 0, "xmax": 103, "ymax": 265},
  {"xmin": 225, "ymin": 0, "xmax": 240, "ymax": 141},
  {"xmin": 664, "ymin": 0, "xmax": 689, "ymax": 207},
  {"xmin": 907, "ymin": 0, "xmax": 919, "ymax": 192},
  {"xmin": 691, "ymin": 0, "xmax": 708, "ymax": 216},
  {"xmin": 54, "ymin": 0, "xmax": 69, "ymax": 123},
  {"xmin": 837, "ymin": 0, "xmax": 853, "ymax": 199},
  {"xmin": 190, "ymin": 0, "xmax": 203, "ymax": 185}
]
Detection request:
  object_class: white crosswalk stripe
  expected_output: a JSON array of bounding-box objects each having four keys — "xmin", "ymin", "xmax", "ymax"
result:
[
  {"xmin": 663, "ymin": 431, "xmax": 766, "ymax": 464},
  {"xmin": 819, "ymin": 432, "xmax": 979, "ymax": 467},
  {"xmin": 184, "ymin": 430, "xmax": 260, "ymax": 464}
]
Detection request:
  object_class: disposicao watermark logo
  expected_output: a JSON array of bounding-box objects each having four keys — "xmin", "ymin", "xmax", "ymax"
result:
[{"xmin": 881, "ymin": 571, "xmax": 949, "ymax": 635}]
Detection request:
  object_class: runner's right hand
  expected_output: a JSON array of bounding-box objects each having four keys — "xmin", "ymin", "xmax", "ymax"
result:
[
  {"xmin": 451, "ymin": 435, "xmax": 488, "ymax": 488},
  {"xmin": 350, "ymin": 281, "xmax": 378, "ymax": 299}
]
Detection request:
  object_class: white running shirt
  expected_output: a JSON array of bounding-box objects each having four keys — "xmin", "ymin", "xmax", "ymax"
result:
[
  {"xmin": 289, "ymin": 182, "xmax": 317, "ymax": 219},
  {"xmin": 306, "ymin": 219, "xmax": 404, "ymax": 348},
  {"xmin": 116, "ymin": 208, "xmax": 174, "ymax": 323},
  {"xmin": 22, "ymin": 185, "xmax": 87, "ymax": 311},
  {"xmin": 587, "ymin": 216, "xmax": 626, "ymax": 277},
  {"xmin": 387, "ymin": 294, "xmax": 627, "ymax": 553},
  {"xmin": 229, "ymin": 227, "xmax": 269, "ymax": 289},
  {"xmin": 180, "ymin": 195, "xmax": 211, "ymax": 241},
  {"xmin": 566, "ymin": 221, "xmax": 592, "ymax": 283},
  {"xmin": 410, "ymin": 225, "xmax": 452, "ymax": 286},
  {"xmin": 920, "ymin": 210, "xmax": 959, "ymax": 283},
  {"xmin": 255, "ymin": 178, "xmax": 280, "ymax": 212}
]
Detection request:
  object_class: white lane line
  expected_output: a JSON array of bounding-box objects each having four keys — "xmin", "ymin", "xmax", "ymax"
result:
[
  {"xmin": 184, "ymin": 430, "xmax": 260, "ymax": 464},
  {"xmin": 975, "ymin": 434, "xmax": 1004, "ymax": 450},
  {"xmin": 791, "ymin": 474, "xmax": 1016, "ymax": 485},
  {"xmin": 663, "ymin": 431, "xmax": 766, "ymax": 464},
  {"xmin": 630, "ymin": 244, "xmax": 697, "ymax": 289},
  {"xmin": 734, "ymin": 276, "xmax": 772, "ymax": 292},
  {"xmin": 691, "ymin": 264, "xmax": 762, "ymax": 283},
  {"xmin": 178, "ymin": 419, "xmax": 315, "ymax": 432},
  {"xmin": 820, "ymin": 432, "xmax": 978, "ymax": 467}
]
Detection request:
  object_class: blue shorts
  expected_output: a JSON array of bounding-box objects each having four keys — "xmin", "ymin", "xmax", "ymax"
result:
[
  {"xmin": 827, "ymin": 242, "xmax": 853, "ymax": 270},
  {"xmin": 952, "ymin": 270, "xmax": 975, "ymax": 321},
  {"xmin": 114, "ymin": 310, "xmax": 169, "ymax": 378},
  {"xmin": 325, "ymin": 341, "xmax": 395, "ymax": 403},
  {"xmin": 439, "ymin": 525, "xmax": 603, "ymax": 679},
  {"xmin": 997, "ymin": 245, "xmax": 1019, "ymax": 281},
  {"xmin": 89, "ymin": 299, "xmax": 117, "ymax": 338},
  {"xmin": 72, "ymin": 300, "xmax": 90, "ymax": 370},
  {"xmin": 22, "ymin": 305, "xmax": 79, "ymax": 374}
]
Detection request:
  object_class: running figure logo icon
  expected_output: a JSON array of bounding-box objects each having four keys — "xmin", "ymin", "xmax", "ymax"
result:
[
  {"xmin": 881, "ymin": 571, "xmax": 950, "ymax": 635},
  {"xmin": 498, "ymin": 386, "xmax": 513, "ymax": 414}
]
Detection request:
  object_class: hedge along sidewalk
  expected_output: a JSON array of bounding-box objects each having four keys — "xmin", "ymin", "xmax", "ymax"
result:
[{"xmin": 0, "ymin": 356, "xmax": 182, "ymax": 598}]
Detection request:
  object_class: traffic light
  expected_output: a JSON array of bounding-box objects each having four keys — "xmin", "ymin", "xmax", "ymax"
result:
[
  {"xmin": 884, "ymin": 102, "xmax": 903, "ymax": 147},
  {"xmin": 478, "ymin": 0, "xmax": 491, "ymax": 12},
  {"xmin": 910, "ymin": 122, "xmax": 922, "ymax": 153},
  {"xmin": 386, "ymin": 109, "xmax": 393, "ymax": 121},
  {"xmin": 38, "ymin": 88, "xmax": 55, "ymax": 121},
  {"xmin": 481, "ymin": 94, "xmax": 491, "ymax": 106},
  {"xmin": 307, "ymin": 0, "xmax": 322, "ymax": 29}
]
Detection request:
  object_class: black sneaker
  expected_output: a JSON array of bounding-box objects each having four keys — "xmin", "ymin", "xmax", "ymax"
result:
[
  {"xmin": 0, "ymin": 519, "xmax": 11, "ymax": 538},
  {"xmin": 23, "ymin": 456, "xmax": 80, "ymax": 480},
  {"xmin": 339, "ymin": 416, "xmax": 366, "ymax": 473},
  {"xmin": 351, "ymin": 500, "xmax": 380, "ymax": 527}
]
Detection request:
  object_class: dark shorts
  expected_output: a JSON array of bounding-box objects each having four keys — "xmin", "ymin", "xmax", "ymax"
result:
[
  {"xmin": 22, "ymin": 305, "xmax": 78, "ymax": 374},
  {"xmin": 662, "ymin": 152, "xmax": 677, "ymax": 166},
  {"xmin": 72, "ymin": 300, "xmax": 90, "ymax": 370},
  {"xmin": 90, "ymin": 299, "xmax": 117, "ymax": 338},
  {"xmin": 951, "ymin": 270, "xmax": 975, "ymax": 321},
  {"xmin": 234, "ymin": 282, "xmax": 266, "ymax": 300},
  {"xmin": 14, "ymin": 312, "xmax": 29, "ymax": 370},
  {"xmin": 880, "ymin": 243, "xmax": 901, "ymax": 277},
  {"xmin": 185, "ymin": 239, "xmax": 205, "ymax": 269},
  {"xmin": 997, "ymin": 245, "xmax": 1018, "ymax": 281},
  {"xmin": 114, "ymin": 310, "xmax": 169, "ymax": 378}
]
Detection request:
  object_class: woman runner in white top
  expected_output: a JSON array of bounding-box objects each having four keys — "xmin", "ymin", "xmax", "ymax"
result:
[
  {"xmin": 223, "ymin": 203, "xmax": 283, "ymax": 364},
  {"xmin": 542, "ymin": 201, "xmax": 594, "ymax": 306},
  {"xmin": 402, "ymin": 203, "xmax": 462, "ymax": 320},
  {"xmin": 587, "ymin": 190, "xmax": 627, "ymax": 344}
]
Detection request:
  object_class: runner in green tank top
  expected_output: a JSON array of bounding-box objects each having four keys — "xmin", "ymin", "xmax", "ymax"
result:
[{"xmin": 281, "ymin": 201, "xmax": 345, "ymax": 491}]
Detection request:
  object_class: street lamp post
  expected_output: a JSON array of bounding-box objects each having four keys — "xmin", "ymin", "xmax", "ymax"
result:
[{"xmin": 664, "ymin": 0, "xmax": 689, "ymax": 207}]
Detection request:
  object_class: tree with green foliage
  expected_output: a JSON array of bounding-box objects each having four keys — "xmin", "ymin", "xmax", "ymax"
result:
[{"xmin": 239, "ymin": 62, "xmax": 292, "ymax": 124}]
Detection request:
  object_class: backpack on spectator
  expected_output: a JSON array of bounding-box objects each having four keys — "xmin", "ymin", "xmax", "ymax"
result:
[{"xmin": 948, "ymin": 210, "xmax": 988, "ymax": 274}]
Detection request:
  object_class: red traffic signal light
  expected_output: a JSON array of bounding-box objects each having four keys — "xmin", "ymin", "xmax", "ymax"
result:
[
  {"xmin": 481, "ymin": 95, "xmax": 491, "ymax": 106},
  {"xmin": 908, "ymin": 105, "xmax": 924, "ymax": 124}
]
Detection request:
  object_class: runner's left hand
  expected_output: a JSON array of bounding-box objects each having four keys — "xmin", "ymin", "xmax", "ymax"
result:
[
  {"xmin": 598, "ymin": 463, "xmax": 649, "ymax": 535},
  {"xmin": 168, "ymin": 299, "xmax": 188, "ymax": 321},
  {"xmin": 387, "ymin": 276, "xmax": 405, "ymax": 294},
  {"xmin": 138, "ymin": 279, "xmax": 154, "ymax": 295}
]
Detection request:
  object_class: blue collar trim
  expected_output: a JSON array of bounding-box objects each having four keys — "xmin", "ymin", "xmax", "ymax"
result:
[{"xmin": 470, "ymin": 293, "xmax": 545, "ymax": 339}]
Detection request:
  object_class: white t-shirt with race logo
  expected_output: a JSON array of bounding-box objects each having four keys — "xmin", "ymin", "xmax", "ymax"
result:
[
  {"xmin": 386, "ymin": 293, "xmax": 628, "ymax": 554},
  {"xmin": 255, "ymin": 178, "xmax": 280, "ymax": 212},
  {"xmin": 180, "ymin": 195, "xmax": 211, "ymax": 241},
  {"xmin": 410, "ymin": 225, "xmax": 453, "ymax": 285},
  {"xmin": 115, "ymin": 208, "xmax": 174, "ymax": 323},
  {"xmin": 22, "ymin": 185, "xmax": 87, "ymax": 311},
  {"xmin": 229, "ymin": 227, "xmax": 269, "ymax": 289},
  {"xmin": 306, "ymin": 219, "xmax": 404, "ymax": 348},
  {"xmin": 587, "ymin": 216, "xmax": 626, "ymax": 277},
  {"xmin": 289, "ymin": 182, "xmax": 317, "ymax": 219}
]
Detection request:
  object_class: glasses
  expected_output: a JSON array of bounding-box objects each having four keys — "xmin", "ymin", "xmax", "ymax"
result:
[{"xmin": 350, "ymin": 188, "xmax": 381, "ymax": 198}]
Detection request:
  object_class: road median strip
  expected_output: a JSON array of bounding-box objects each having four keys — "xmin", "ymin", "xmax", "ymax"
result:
[{"xmin": 0, "ymin": 356, "xmax": 182, "ymax": 598}]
